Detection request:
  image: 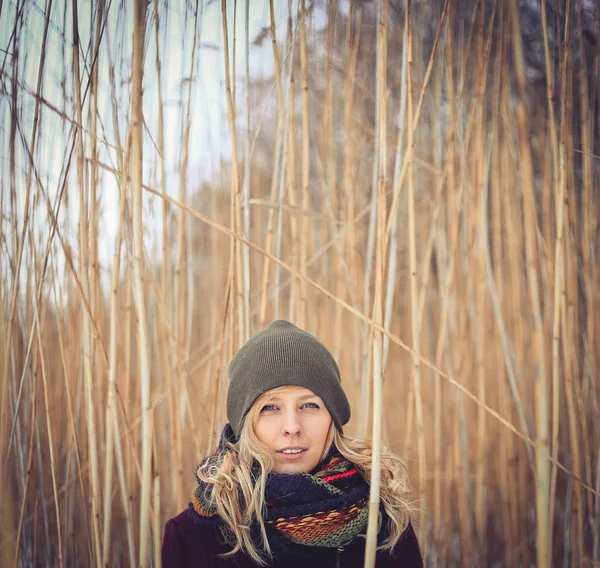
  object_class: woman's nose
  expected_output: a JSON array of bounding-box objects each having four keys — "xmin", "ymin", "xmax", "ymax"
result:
[{"xmin": 281, "ymin": 411, "xmax": 301, "ymax": 435}]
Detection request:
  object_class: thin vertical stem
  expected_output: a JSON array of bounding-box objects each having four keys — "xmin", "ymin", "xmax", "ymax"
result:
[
  {"xmin": 221, "ymin": 0, "xmax": 245, "ymax": 347},
  {"xmin": 242, "ymin": 0, "xmax": 251, "ymax": 338},
  {"xmin": 298, "ymin": 0, "xmax": 312, "ymax": 328},
  {"xmin": 365, "ymin": 1, "xmax": 387, "ymax": 566},
  {"xmin": 509, "ymin": 1, "xmax": 550, "ymax": 564},
  {"xmin": 33, "ymin": 273, "xmax": 63, "ymax": 567},
  {"xmin": 406, "ymin": 0, "xmax": 426, "ymax": 546},
  {"xmin": 72, "ymin": 1, "xmax": 102, "ymax": 563},
  {"xmin": 131, "ymin": 1, "xmax": 152, "ymax": 564}
]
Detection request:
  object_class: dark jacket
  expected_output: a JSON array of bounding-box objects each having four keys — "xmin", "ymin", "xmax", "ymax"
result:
[{"xmin": 162, "ymin": 509, "xmax": 423, "ymax": 568}]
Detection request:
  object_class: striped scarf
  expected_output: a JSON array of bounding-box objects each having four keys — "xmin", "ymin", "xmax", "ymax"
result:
[{"xmin": 189, "ymin": 424, "xmax": 376, "ymax": 559}]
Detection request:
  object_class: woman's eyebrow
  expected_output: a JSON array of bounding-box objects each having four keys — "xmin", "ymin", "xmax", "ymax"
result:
[
  {"xmin": 298, "ymin": 394, "xmax": 319, "ymax": 401},
  {"xmin": 266, "ymin": 393, "xmax": 318, "ymax": 403}
]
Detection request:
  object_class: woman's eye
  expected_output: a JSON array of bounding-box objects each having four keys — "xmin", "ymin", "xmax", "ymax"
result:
[
  {"xmin": 302, "ymin": 402, "xmax": 319, "ymax": 410},
  {"xmin": 261, "ymin": 404, "xmax": 278, "ymax": 412}
]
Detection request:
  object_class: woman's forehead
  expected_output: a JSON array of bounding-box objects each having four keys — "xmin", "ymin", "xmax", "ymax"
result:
[{"xmin": 262, "ymin": 385, "xmax": 319, "ymax": 400}]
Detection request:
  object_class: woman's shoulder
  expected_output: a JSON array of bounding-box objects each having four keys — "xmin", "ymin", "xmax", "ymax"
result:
[
  {"xmin": 386, "ymin": 520, "xmax": 423, "ymax": 567},
  {"xmin": 164, "ymin": 508, "xmax": 218, "ymax": 540},
  {"xmin": 162, "ymin": 508, "xmax": 239, "ymax": 567}
]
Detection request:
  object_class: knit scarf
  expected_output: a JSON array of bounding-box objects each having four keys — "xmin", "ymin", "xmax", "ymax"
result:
[{"xmin": 189, "ymin": 424, "xmax": 376, "ymax": 560}]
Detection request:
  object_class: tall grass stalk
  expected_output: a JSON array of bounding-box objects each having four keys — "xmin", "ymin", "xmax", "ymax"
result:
[
  {"xmin": 130, "ymin": 1, "xmax": 152, "ymax": 564},
  {"xmin": 405, "ymin": 0, "xmax": 426, "ymax": 546},
  {"xmin": 102, "ymin": 135, "xmax": 135, "ymax": 566},
  {"xmin": 221, "ymin": 0, "xmax": 246, "ymax": 348},
  {"xmin": 540, "ymin": 0, "xmax": 562, "ymax": 550},
  {"xmin": 72, "ymin": 1, "xmax": 103, "ymax": 563},
  {"xmin": 298, "ymin": 0, "xmax": 311, "ymax": 328},
  {"xmin": 242, "ymin": 0, "xmax": 252, "ymax": 339},
  {"xmin": 364, "ymin": 1, "xmax": 387, "ymax": 566},
  {"xmin": 33, "ymin": 257, "xmax": 63, "ymax": 567},
  {"xmin": 509, "ymin": 0, "xmax": 550, "ymax": 563}
]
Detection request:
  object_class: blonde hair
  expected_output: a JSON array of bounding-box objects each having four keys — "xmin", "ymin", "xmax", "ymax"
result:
[{"xmin": 197, "ymin": 387, "xmax": 414, "ymax": 564}]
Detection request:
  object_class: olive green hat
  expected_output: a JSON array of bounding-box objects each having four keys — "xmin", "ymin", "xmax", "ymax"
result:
[{"xmin": 226, "ymin": 320, "xmax": 351, "ymax": 438}]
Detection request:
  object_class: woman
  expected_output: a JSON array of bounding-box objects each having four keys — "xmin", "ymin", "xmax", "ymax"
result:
[{"xmin": 162, "ymin": 320, "xmax": 422, "ymax": 567}]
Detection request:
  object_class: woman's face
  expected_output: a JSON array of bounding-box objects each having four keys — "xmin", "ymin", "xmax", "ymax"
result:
[{"xmin": 253, "ymin": 386, "xmax": 333, "ymax": 474}]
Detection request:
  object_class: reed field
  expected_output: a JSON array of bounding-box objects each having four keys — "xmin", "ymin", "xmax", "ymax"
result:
[{"xmin": 1, "ymin": 0, "xmax": 599, "ymax": 566}]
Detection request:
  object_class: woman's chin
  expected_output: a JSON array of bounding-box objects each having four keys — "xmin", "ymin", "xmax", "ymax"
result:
[{"xmin": 272, "ymin": 456, "xmax": 316, "ymax": 474}]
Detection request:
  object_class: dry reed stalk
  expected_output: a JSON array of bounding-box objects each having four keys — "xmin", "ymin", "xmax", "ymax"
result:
[
  {"xmin": 298, "ymin": 0, "xmax": 311, "ymax": 328},
  {"xmin": 173, "ymin": 0, "xmax": 201, "ymax": 507},
  {"xmin": 151, "ymin": 0, "xmax": 178, "ymax": 510},
  {"xmin": 89, "ymin": 0, "xmax": 105, "ymax": 444},
  {"xmin": 109, "ymin": 345, "xmax": 138, "ymax": 567},
  {"xmin": 431, "ymin": 6, "xmax": 460, "ymax": 555},
  {"xmin": 122, "ymin": 232, "xmax": 134, "ymax": 504},
  {"xmin": 153, "ymin": 474, "xmax": 161, "ymax": 568},
  {"xmin": 473, "ymin": 7, "xmax": 489, "ymax": 556},
  {"xmin": 13, "ymin": 342, "xmax": 37, "ymax": 568},
  {"xmin": 501, "ymin": 49, "xmax": 526, "ymax": 562},
  {"xmin": 405, "ymin": 0, "xmax": 426, "ymax": 546},
  {"xmin": 272, "ymin": 23, "xmax": 297, "ymax": 321},
  {"xmin": 102, "ymin": 132, "xmax": 135, "ymax": 566},
  {"xmin": 341, "ymin": 1, "xmax": 362, "ymax": 294},
  {"xmin": 261, "ymin": 0, "xmax": 291, "ymax": 323},
  {"xmin": 489, "ymin": 16, "xmax": 513, "ymax": 559},
  {"xmin": 32, "ymin": 264, "xmax": 63, "ymax": 567},
  {"xmin": 33, "ymin": 415, "xmax": 51, "ymax": 563},
  {"xmin": 258, "ymin": 0, "xmax": 288, "ymax": 323},
  {"xmin": 364, "ymin": 2, "xmax": 387, "ymax": 566},
  {"xmin": 540, "ymin": 0, "xmax": 562, "ymax": 546},
  {"xmin": 258, "ymin": 115, "xmax": 283, "ymax": 324},
  {"xmin": 562, "ymin": 153, "xmax": 585, "ymax": 565},
  {"xmin": 130, "ymin": 1, "xmax": 152, "ymax": 564},
  {"xmin": 52, "ymin": 275, "xmax": 93, "ymax": 563},
  {"xmin": 153, "ymin": 0, "xmax": 168, "ymax": 307},
  {"xmin": 509, "ymin": 1, "xmax": 550, "ymax": 564},
  {"xmin": 323, "ymin": 0, "xmax": 337, "ymax": 226},
  {"xmin": 576, "ymin": 4, "xmax": 596, "ymax": 526},
  {"xmin": 500, "ymin": 107, "xmax": 529, "ymax": 564},
  {"xmin": 442, "ymin": 8, "xmax": 474, "ymax": 562},
  {"xmin": 273, "ymin": 97, "xmax": 290, "ymax": 320},
  {"xmin": 383, "ymin": 14, "xmax": 406, "ymax": 375},
  {"xmin": 283, "ymin": 2, "xmax": 299, "ymax": 323},
  {"xmin": 360, "ymin": 9, "xmax": 384, "ymax": 437},
  {"xmin": 561, "ymin": 214, "xmax": 581, "ymax": 566},
  {"xmin": 221, "ymin": 0, "xmax": 246, "ymax": 347},
  {"xmin": 430, "ymin": 53, "xmax": 444, "ymax": 567},
  {"xmin": 565, "ymin": 9, "xmax": 588, "ymax": 565},
  {"xmin": 208, "ymin": 272, "xmax": 232, "ymax": 452},
  {"xmin": 72, "ymin": 1, "xmax": 103, "ymax": 563},
  {"xmin": 242, "ymin": 0, "xmax": 252, "ymax": 338},
  {"xmin": 595, "ymin": 447, "xmax": 600, "ymax": 565}
]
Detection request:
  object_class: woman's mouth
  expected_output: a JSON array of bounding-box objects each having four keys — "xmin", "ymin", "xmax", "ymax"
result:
[{"xmin": 276, "ymin": 447, "xmax": 308, "ymax": 460}]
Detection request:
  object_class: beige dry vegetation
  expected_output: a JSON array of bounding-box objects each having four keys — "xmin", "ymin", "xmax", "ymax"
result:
[{"xmin": 0, "ymin": 0, "xmax": 599, "ymax": 566}]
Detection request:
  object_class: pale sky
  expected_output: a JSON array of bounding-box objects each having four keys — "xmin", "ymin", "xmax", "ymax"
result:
[{"xmin": 0, "ymin": 0, "xmax": 326, "ymax": 294}]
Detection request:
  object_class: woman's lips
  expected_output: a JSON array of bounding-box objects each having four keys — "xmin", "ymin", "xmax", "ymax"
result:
[{"xmin": 276, "ymin": 448, "xmax": 308, "ymax": 460}]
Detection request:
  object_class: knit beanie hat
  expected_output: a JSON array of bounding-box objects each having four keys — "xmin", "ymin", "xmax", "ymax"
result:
[{"xmin": 226, "ymin": 320, "xmax": 351, "ymax": 438}]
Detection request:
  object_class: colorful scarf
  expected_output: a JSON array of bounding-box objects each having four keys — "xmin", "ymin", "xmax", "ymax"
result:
[{"xmin": 189, "ymin": 424, "xmax": 377, "ymax": 559}]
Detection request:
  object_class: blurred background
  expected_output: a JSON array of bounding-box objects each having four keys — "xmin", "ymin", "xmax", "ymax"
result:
[{"xmin": 1, "ymin": 0, "xmax": 599, "ymax": 566}]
